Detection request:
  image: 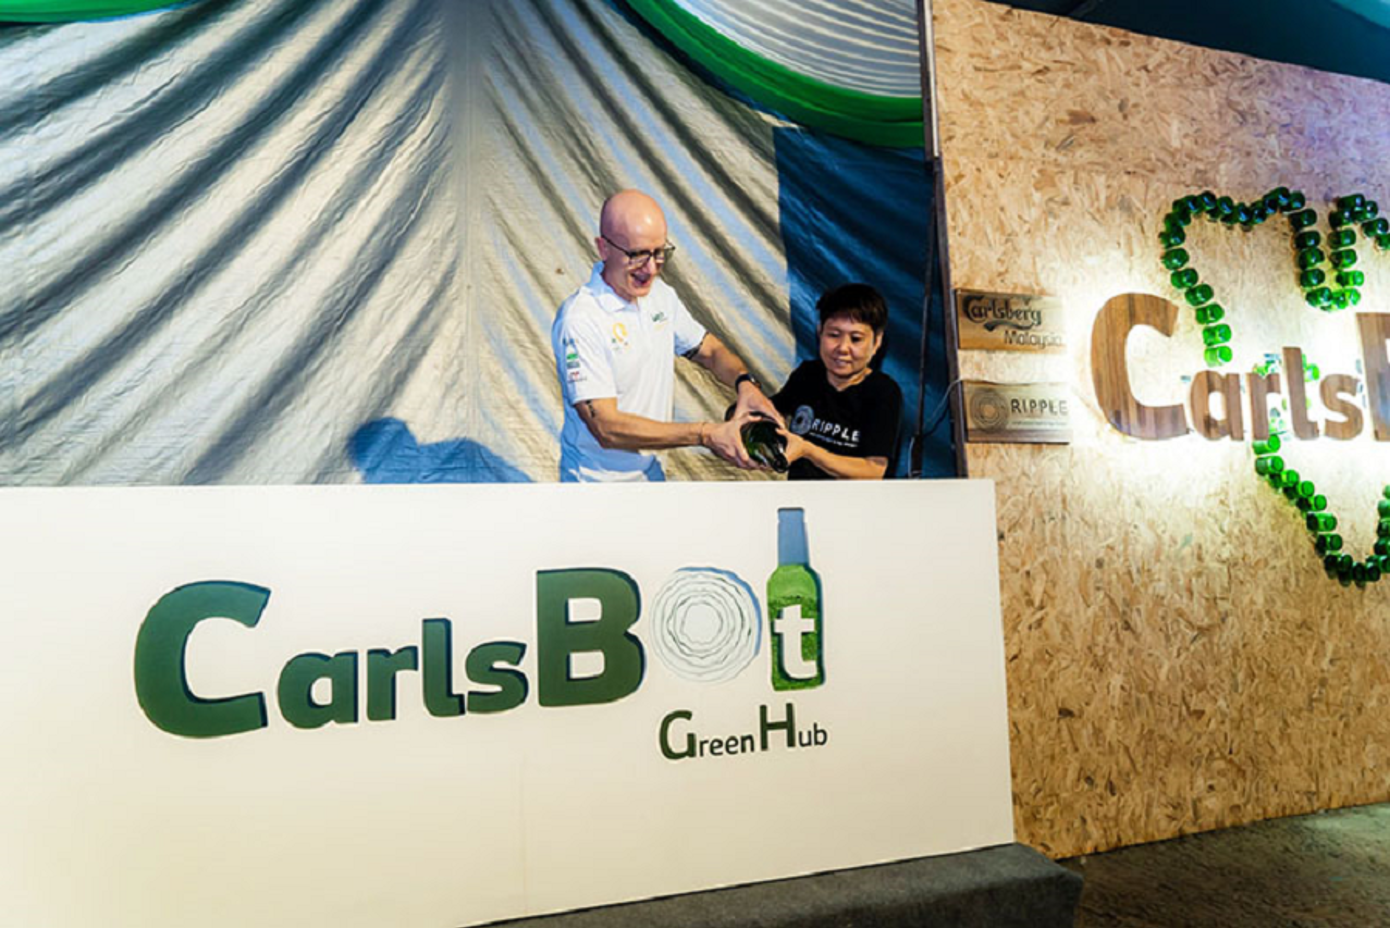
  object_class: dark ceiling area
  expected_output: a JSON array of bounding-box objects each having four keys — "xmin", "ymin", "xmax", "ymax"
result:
[{"xmin": 987, "ymin": 0, "xmax": 1390, "ymax": 87}]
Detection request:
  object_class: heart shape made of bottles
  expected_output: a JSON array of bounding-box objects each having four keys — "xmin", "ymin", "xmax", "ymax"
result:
[{"xmin": 1159, "ymin": 189, "xmax": 1390, "ymax": 586}]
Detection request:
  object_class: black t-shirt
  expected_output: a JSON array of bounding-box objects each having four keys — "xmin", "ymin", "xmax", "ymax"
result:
[{"xmin": 770, "ymin": 360, "xmax": 903, "ymax": 480}]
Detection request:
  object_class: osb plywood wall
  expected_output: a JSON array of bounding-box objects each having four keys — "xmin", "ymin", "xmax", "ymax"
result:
[{"xmin": 933, "ymin": 0, "xmax": 1390, "ymax": 857}]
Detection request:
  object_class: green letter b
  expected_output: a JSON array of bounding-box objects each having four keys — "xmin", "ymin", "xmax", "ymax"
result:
[{"xmin": 536, "ymin": 569, "xmax": 644, "ymax": 707}]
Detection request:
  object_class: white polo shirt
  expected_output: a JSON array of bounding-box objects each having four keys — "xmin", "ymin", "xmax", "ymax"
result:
[{"xmin": 552, "ymin": 264, "xmax": 708, "ymax": 481}]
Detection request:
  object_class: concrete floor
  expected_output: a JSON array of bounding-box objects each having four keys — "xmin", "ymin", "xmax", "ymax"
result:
[{"xmin": 1060, "ymin": 804, "xmax": 1390, "ymax": 927}]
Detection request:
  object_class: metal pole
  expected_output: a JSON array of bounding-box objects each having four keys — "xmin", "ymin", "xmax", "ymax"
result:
[{"xmin": 911, "ymin": 0, "xmax": 967, "ymax": 477}]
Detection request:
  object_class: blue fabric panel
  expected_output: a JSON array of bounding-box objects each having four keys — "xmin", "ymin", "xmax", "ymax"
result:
[{"xmin": 773, "ymin": 128, "xmax": 954, "ymax": 478}]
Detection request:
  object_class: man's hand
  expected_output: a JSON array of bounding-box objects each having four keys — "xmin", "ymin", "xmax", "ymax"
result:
[
  {"xmin": 733, "ymin": 379, "xmax": 783, "ymax": 426},
  {"xmin": 688, "ymin": 335, "xmax": 784, "ymax": 427},
  {"xmin": 704, "ymin": 411, "xmax": 763, "ymax": 469}
]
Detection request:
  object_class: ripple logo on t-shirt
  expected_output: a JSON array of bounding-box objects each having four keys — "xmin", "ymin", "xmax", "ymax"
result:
[{"xmin": 789, "ymin": 405, "xmax": 815, "ymax": 436}]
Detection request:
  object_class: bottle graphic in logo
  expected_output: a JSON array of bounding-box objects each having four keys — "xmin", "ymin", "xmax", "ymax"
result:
[{"xmin": 768, "ymin": 508, "xmax": 823, "ymax": 690}]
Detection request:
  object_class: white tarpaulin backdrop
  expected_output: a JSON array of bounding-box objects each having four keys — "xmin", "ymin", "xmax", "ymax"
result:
[{"xmin": 0, "ymin": 0, "xmax": 951, "ymax": 484}]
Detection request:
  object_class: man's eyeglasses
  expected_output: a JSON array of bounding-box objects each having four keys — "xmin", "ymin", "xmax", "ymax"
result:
[{"xmin": 602, "ymin": 235, "xmax": 676, "ymax": 268}]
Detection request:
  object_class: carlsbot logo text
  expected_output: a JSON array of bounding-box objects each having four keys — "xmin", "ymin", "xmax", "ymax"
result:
[{"xmin": 132, "ymin": 510, "xmax": 829, "ymax": 752}]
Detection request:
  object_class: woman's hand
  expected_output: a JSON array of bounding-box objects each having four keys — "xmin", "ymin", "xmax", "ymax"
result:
[{"xmin": 779, "ymin": 428, "xmax": 808, "ymax": 464}]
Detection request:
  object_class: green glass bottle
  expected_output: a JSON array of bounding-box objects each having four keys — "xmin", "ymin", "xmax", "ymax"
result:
[
  {"xmin": 1171, "ymin": 268, "xmax": 1198, "ymax": 289},
  {"xmin": 1379, "ymin": 519, "xmax": 1390, "ymax": 539},
  {"xmin": 1336, "ymin": 270, "xmax": 1365, "ymax": 288},
  {"xmin": 1377, "ymin": 538, "xmax": 1390, "ymax": 558},
  {"xmin": 1310, "ymin": 494, "xmax": 1327, "ymax": 511},
  {"xmin": 1289, "ymin": 208, "xmax": 1317, "ymax": 230},
  {"xmin": 1336, "ymin": 194, "xmax": 1366, "ymax": 211},
  {"xmin": 1300, "ymin": 268, "xmax": 1326, "ymax": 289},
  {"xmin": 1306, "ymin": 287, "xmax": 1333, "ymax": 308},
  {"xmin": 1315, "ymin": 533, "xmax": 1344, "ymax": 554},
  {"xmin": 1377, "ymin": 233, "xmax": 1390, "ymax": 251},
  {"xmin": 1295, "ymin": 230, "xmax": 1322, "ymax": 250},
  {"xmin": 1214, "ymin": 197, "xmax": 1236, "ymax": 221},
  {"xmin": 1202, "ymin": 324, "xmax": 1231, "ymax": 346},
  {"xmin": 1195, "ymin": 304, "xmax": 1225, "ymax": 325},
  {"xmin": 1254, "ymin": 455, "xmax": 1284, "ymax": 476},
  {"xmin": 1352, "ymin": 563, "xmax": 1368, "ymax": 584},
  {"xmin": 1332, "ymin": 249, "xmax": 1358, "ymax": 269},
  {"xmin": 1205, "ymin": 346, "xmax": 1232, "ymax": 366},
  {"xmin": 1330, "ymin": 229, "xmax": 1357, "ymax": 249},
  {"xmin": 1186, "ymin": 284, "xmax": 1214, "ymax": 307},
  {"xmin": 1200, "ymin": 191, "xmax": 1219, "ymax": 212},
  {"xmin": 1330, "ymin": 210, "xmax": 1351, "ymax": 229},
  {"xmin": 1253, "ymin": 436, "xmax": 1281, "ymax": 454},
  {"xmin": 1379, "ymin": 498, "xmax": 1390, "ymax": 518},
  {"xmin": 1366, "ymin": 562, "xmax": 1382, "ymax": 584},
  {"xmin": 1160, "ymin": 228, "xmax": 1186, "ymax": 248},
  {"xmin": 1307, "ymin": 513, "xmax": 1337, "ymax": 533},
  {"xmin": 742, "ymin": 419, "xmax": 789, "ymax": 473},
  {"xmin": 1365, "ymin": 200, "xmax": 1380, "ymax": 220},
  {"xmin": 1286, "ymin": 191, "xmax": 1307, "ymax": 211},
  {"xmin": 1162, "ymin": 248, "xmax": 1190, "ymax": 270},
  {"xmin": 768, "ymin": 508, "xmax": 822, "ymax": 691},
  {"xmin": 1297, "ymin": 247, "xmax": 1325, "ymax": 269}
]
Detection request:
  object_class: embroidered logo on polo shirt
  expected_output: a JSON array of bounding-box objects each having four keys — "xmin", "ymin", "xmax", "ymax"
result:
[{"xmin": 611, "ymin": 322, "xmax": 631, "ymax": 351}]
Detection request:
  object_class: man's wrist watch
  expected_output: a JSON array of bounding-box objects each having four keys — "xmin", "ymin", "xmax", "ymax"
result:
[{"xmin": 734, "ymin": 372, "xmax": 761, "ymax": 393}]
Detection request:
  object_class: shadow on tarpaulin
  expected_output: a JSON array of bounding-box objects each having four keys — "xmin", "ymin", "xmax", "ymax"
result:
[{"xmin": 350, "ymin": 418, "xmax": 532, "ymax": 484}]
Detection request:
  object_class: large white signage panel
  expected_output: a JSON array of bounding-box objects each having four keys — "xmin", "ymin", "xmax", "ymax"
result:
[{"xmin": 0, "ymin": 481, "xmax": 1012, "ymax": 928}]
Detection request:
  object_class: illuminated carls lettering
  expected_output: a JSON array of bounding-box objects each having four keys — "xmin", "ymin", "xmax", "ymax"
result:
[{"xmin": 1090, "ymin": 293, "xmax": 1390, "ymax": 442}]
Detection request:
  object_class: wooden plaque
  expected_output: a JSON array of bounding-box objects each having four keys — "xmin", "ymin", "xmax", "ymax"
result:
[
  {"xmin": 955, "ymin": 289, "xmax": 1066, "ymax": 352},
  {"xmin": 963, "ymin": 381, "xmax": 1072, "ymax": 444}
]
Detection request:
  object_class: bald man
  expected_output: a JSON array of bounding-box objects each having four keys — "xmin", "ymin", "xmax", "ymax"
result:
[{"xmin": 551, "ymin": 190, "xmax": 781, "ymax": 482}]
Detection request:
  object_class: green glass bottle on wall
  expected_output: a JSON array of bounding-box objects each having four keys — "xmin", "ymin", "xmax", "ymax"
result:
[
  {"xmin": 1195, "ymin": 304, "xmax": 1225, "ymax": 325},
  {"xmin": 769, "ymin": 508, "xmax": 823, "ymax": 691}
]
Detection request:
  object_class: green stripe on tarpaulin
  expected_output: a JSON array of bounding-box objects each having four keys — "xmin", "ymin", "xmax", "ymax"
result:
[
  {"xmin": 625, "ymin": 0, "xmax": 925, "ymax": 148},
  {"xmin": 0, "ymin": 0, "xmax": 187, "ymax": 21}
]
